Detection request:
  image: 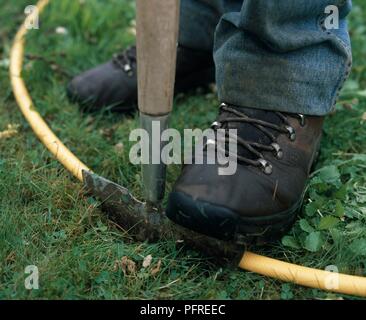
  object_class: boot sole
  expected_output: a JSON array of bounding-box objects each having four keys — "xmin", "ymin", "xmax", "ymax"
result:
[{"xmin": 166, "ymin": 191, "xmax": 303, "ymax": 245}]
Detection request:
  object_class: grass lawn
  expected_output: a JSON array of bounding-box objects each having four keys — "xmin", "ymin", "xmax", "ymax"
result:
[{"xmin": 1, "ymin": 0, "xmax": 366, "ymax": 300}]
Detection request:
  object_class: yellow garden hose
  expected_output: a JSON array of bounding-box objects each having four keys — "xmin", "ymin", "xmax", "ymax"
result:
[
  {"xmin": 240, "ymin": 252, "xmax": 366, "ymax": 297},
  {"xmin": 9, "ymin": 0, "xmax": 366, "ymax": 298},
  {"xmin": 10, "ymin": 0, "xmax": 89, "ymax": 181}
]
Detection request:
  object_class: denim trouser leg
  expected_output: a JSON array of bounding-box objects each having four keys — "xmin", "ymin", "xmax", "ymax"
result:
[
  {"xmin": 179, "ymin": 0, "xmax": 218, "ymax": 52},
  {"xmin": 179, "ymin": 1, "xmax": 242, "ymax": 51},
  {"xmin": 214, "ymin": 0, "xmax": 353, "ymax": 115},
  {"xmin": 180, "ymin": 0, "xmax": 353, "ymax": 116}
]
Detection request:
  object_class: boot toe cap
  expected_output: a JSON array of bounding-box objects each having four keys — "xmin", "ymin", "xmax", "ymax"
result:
[
  {"xmin": 66, "ymin": 62, "xmax": 137, "ymax": 111},
  {"xmin": 166, "ymin": 164, "xmax": 302, "ymax": 243}
]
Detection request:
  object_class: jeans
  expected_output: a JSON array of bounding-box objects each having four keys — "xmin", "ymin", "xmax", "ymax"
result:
[{"xmin": 179, "ymin": 0, "xmax": 353, "ymax": 116}]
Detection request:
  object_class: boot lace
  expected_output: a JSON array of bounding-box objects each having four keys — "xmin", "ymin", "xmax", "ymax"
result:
[
  {"xmin": 112, "ymin": 46, "xmax": 136, "ymax": 77},
  {"xmin": 209, "ymin": 103, "xmax": 305, "ymax": 175}
]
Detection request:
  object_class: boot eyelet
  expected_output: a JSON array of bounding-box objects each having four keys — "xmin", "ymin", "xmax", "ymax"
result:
[
  {"xmin": 271, "ymin": 143, "xmax": 283, "ymax": 159},
  {"xmin": 211, "ymin": 121, "xmax": 222, "ymax": 130},
  {"xmin": 204, "ymin": 138, "xmax": 216, "ymax": 151},
  {"xmin": 285, "ymin": 125, "xmax": 296, "ymax": 141},
  {"xmin": 123, "ymin": 64, "xmax": 133, "ymax": 76},
  {"xmin": 298, "ymin": 114, "xmax": 306, "ymax": 127},
  {"xmin": 258, "ymin": 159, "xmax": 273, "ymax": 175}
]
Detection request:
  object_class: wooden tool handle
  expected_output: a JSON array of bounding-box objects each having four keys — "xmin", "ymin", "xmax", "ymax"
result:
[{"xmin": 136, "ymin": 0, "xmax": 180, "ymax": 116}]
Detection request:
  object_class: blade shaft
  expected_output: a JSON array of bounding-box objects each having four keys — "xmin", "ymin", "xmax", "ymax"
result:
[
  {"xmin": 136, "ymin": 0, "xmax": 180, "ymax": 116},
  {"xmin": 136, "ymin": 0, "xmax": 180, "ymax": 203}
]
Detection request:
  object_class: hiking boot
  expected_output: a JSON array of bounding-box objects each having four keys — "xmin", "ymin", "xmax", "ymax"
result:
[
  {"xmin": 67, "ymin": 46, "xmax": 215, "ymax": 112},
  {"xmin": 166, "ymin": 103, "xmax": 324, "ymax": 244}
]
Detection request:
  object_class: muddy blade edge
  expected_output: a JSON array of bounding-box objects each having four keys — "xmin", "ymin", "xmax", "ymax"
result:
[{"xmin": 82, "ymin": 170, "xmax": 243, "ymax": 260}]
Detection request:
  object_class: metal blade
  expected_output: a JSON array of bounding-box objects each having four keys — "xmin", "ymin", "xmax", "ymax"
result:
[{"xmin": 82, "ymin": 170, "xmax": 242, "ymax": 258}]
